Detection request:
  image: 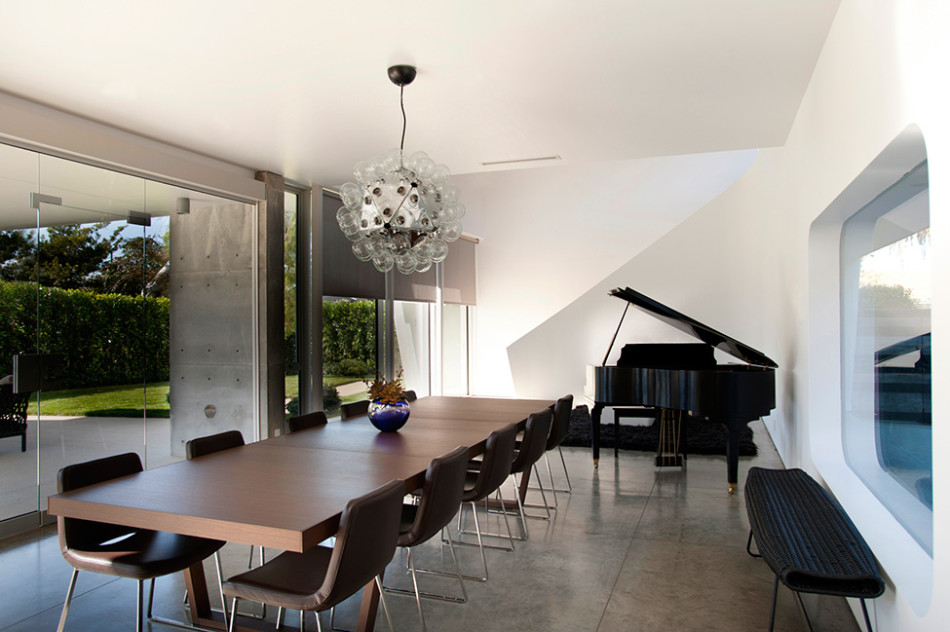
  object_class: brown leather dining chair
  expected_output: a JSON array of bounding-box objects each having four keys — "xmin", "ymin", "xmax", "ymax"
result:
[
  {"xmin": 384, "ymin": 445, "xmax": 469, "ymax": 631},
  {"xmin": 275, "ymin": 410, "xmax": 329, "ymax": 628},
  {"xmin": 545, "ymin": 395, "xmax": 574, "ymax": 495},
  {"xmin": 222, "ymin": 478, "xmax": 405, "ymax": 632},
  {"xmin": 185, "ymin": 429, "xmax": 245, "ymax": 459},
  {"xmin": 55, "ymin": 452, "xmax": 225, "ymax": 632},
  {"xmin": 525, "ymin": 395, "xmax": 575, "ymax": 512},
  {"xmin": 505, "ymin": 408, "xmax": 555, "ymax": 537},
  {"xmin": 287, "ymin": 410, "xmax": 328, "ymax": 433},
  {"xmin": 340, "ymin": 399, "xmax": 369, "ymax": 421},
  {"xmin": 185, "ymin": 429, "xmax": 259, "ymax": 615},
  {"xmin": 451, "ymin": 423, "xmax": 519, "ymax": 581}
]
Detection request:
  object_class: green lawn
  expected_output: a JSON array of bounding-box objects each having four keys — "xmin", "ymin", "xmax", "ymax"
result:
[
  {"xmin": 27, "ymin": 375, "xmax": 371, "ymax": 418},
  {"xmin": 27, "ymin": 382, "xmax": 171, "ymax": 417}
]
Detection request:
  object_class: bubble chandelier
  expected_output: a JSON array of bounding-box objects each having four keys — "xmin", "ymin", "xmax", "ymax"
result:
[{"xmin": 337, "ymin": 65, "xmax": 464, "ymax": 274}]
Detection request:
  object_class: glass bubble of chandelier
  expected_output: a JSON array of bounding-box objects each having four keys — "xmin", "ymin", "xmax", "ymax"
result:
[{"xmin": 337, "ymin": 65, "xmax": 464, "ymax": 274}]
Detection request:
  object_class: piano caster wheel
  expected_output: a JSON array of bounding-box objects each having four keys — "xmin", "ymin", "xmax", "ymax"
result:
[
  {"xmin": 728, "ymin": 483, "xmax": 737, "ymax": 495},
  {"xmin": 594, "ymin": 458, "xmax": 599, "ymax": 469}
]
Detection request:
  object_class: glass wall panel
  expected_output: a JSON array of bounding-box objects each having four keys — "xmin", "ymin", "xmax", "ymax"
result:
[
  {"xmin": 393, "ymin": 300, "xmax": 430, "ymax": 397},
  {"xmin": 0, "ymin": 142, "xmax": 257, "ymax": 533},
  {"xmin": 443, "ymin": 303, "xmax": 470, "ymax": 396},
  {"xmin": 0, "ymin": 143, "xmax": 40, "ymax": 522},
  {"xmin": 34, "ymin": 153, "xmax": 150, "ymax": 511},
  {"xmin": 841, "ymin": 162, "xmax": 932, "ymax": 553},
  {"xmin": 285, "ymin": 191, "xmax": 299, "ymax": 419}
]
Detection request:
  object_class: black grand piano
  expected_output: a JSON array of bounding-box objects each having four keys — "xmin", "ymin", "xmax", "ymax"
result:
[{"xmin": 585, "ymin": 287, "xmax": 777, "ymax": 494}]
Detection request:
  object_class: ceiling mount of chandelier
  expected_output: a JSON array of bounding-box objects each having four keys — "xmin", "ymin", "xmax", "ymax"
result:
[{"xmin": 337, "ymin": 64, "xmax": 464, "ymax": 274}]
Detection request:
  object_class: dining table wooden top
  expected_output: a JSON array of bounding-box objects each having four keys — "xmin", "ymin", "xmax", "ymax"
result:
[{"xmin": 47, "ymin": 396, "xmax": 553, "ymax": 553}]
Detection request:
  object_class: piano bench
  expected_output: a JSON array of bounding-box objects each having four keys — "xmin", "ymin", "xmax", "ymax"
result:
[
  {"xmin": 612, "ymin": 407, "xmax": 658, "ymax": 458},
  {"xmin": 744, "ymin": 467, "xmax": 884, "ymax": 632}
]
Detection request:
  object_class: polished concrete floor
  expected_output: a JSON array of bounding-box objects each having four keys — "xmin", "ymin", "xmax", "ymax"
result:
[{"xmin": 0, "ymin": 420, "xmax": 861, "ymax": 631}]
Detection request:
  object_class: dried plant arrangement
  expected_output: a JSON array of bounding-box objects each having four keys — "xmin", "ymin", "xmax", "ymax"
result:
[{"xmin": 366, "ymin": 370, "xmax": 407, "ymax": 404}]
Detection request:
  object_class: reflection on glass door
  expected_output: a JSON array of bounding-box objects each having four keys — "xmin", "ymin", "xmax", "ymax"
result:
[
  {"xmin": 0, "ymin": 142, "xmax": 40, "ymax": 522},
  {"xmin": 0, "ymin": 143, "xmax": 257, "ymax": 534},
  {"xmin": 34, "ymin": 154, "xmax": 153, "ymax": 511}
]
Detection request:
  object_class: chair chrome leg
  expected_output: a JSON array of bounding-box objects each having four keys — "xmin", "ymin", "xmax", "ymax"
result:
[
  {"xmin": 510, "ymin": 475, "xmax": 530, "ymax": 539},
  {"xmin": 276, "ymin": 606, "xmax": 283, "ymax": 629},
  {"xmin": 544, "ymin": 453, "xmax": 558, "ymax": 508},
  {"xmin": 299, "ymin": 609, "xmax": 305, "ymax": 631},
  {"xmin": 407, "ymin": 549, "xmax": 426, "ymax": 631},
  {"xmin": 536, "ymin": 467, "xmax": 552, "ymax": 518},
  {"xmin": 458, "ymin": 488, "xmax": 524, "ymax": 546},
  {"xmin": 314, "ymin": 610, "xmax": 323, "ymax": 632},
  {"xmin": 56, "ymin": 568, "xmax": 79, "ymax": 632},
  {"xmin": 376, "ymin": 575, "xmax": 396, "ymax": 632},
  {"xmin": 228, "ymin": 598, "xmax": 239, "ymax": 632},
  {"xmin": 389, "ymin": 532, "xmax": 469, "ymax": 601},
  {"xmin": 498, "ymin": 490, "xmax": 515, "ymax": 549},
  {"xmin": 213, "ymin": 551, "xmax": 229, "ymax": 625},
  {"xmin": 474, "ymin": 503, "xmax": 492, "ymax": 580},
  {"xmin": 445, "ymin": 502, "xmax": 491, "ymax": 581},
  {"xmin": 521, "ymin": 465, "xmax": 554, "ymax": 519},
  {"xmin": 445, "ymin": 533, "xmax": 468, "ymax": 602},
  {"xmin": 557, "ymin": 445, "xmax": 572, "ymax": 493}
]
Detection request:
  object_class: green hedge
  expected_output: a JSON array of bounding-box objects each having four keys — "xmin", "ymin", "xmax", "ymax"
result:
[
  {"xmin": 323, "ymin": 300, "xmax": 375, "ymax": 369},
  {"xmin": 1, "ymin": 281, "xmax": 375, "ymax": 388},
  {"xmin": 0, "ymin": 281, "xmax": 169, "ymax": 388}
]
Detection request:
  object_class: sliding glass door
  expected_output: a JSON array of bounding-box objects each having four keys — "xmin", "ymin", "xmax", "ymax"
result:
[{"xmin": 0, "ymin": 143, "xmax": 256, "ymax": 533}]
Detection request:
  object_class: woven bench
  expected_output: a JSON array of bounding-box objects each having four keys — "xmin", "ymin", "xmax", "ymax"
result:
[{"xmin": 745, "ymin": 467, "xmax": 884, "ymax": 631}]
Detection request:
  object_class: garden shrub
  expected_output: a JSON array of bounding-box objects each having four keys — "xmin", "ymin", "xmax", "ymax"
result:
[
  {"xmin": 323, "ymin": 384, "xmax": 341, "ymax": 410},
  {"xmin": 0, "ymin": 280, "xmax": 169, "ymax": 388},
  {"xmin": 323, "ymin": 300, "xmax": 375, "ymax": 368},
  {"xmin": 339, "ymin": 358, "xmax": 369, "ymax": 377}
]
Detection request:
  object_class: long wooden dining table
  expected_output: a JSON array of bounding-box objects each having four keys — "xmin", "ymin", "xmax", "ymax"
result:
[{"xmin": 46, "ymin": 395, "xmax": 552, "ymax": 632}]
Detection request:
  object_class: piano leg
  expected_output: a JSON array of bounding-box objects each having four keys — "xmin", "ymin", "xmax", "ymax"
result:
[
  {"xmin": 591, "ymin": 403, "xmax": 605, "ymax": 468},
  {"xmin": 725, "ymin": 421, "xmax": 741, "ymax": 495}
]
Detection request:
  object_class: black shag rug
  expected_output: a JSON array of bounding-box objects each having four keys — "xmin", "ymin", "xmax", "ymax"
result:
[{"xmin": 561, "ymin": 405, "xmax": 757, "ymax": 456}]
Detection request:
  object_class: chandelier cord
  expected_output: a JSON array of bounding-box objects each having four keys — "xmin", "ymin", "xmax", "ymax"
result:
[{"xmin": 399, "ymin": 84, "xmax": 407, "ymax": 152}]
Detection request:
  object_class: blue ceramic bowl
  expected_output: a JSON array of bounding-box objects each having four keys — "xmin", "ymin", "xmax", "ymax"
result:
[{"xmin": 367, "ymin": 399, "xmax": 410, "ymax": 432}]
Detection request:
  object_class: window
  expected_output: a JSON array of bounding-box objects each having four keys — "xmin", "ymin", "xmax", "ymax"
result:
[
  {"xmin": 318, "ymin": 190, "xmax": 476, "ymax": 408},
  {"xmin": 840, "ymin": 161, "xmax": 931, "ymax": 553}
]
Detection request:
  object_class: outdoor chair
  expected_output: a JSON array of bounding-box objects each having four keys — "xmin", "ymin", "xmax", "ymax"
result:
[{"xmin": 0, "ymin": 380, "xmax": 29, "ymax": 452}]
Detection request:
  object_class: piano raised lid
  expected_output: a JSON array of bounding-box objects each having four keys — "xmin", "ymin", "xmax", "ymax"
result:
[{"xmin": 585, "ymin": 287, "xmax": 777, "ymax": 494}]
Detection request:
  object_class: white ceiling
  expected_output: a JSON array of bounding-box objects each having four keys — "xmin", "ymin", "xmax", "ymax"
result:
[{"xmin": 0, "ymin": 0, "xmax": 840, "ymax": 187}]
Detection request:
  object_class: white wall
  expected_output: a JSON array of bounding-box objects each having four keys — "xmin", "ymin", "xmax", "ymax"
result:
[
  {"xmin": 454, "ymin": 150, "xmax": 757, "ymax": 396},
  {"xmin": 500, "ymin": 0, "xmax": 950, "ymax": 628}
]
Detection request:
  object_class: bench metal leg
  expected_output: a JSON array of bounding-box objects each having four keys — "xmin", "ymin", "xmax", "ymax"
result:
[
  {"xmin": 746, "ymin": 529, "xmax": 761, "ymax": 558},
  {"xmin": 769, "ymin": 575, "xmax": 779, "ymax": 632},
  {"xmin": 794, "ymin": 590, "xmax": 815, "ymax": 632},
  {"xmin": 861, "ymin": 599, "xmax": 874, "ymax": 632}
]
